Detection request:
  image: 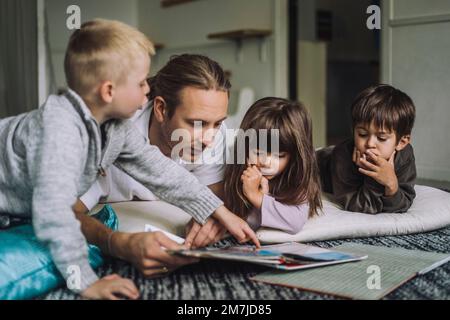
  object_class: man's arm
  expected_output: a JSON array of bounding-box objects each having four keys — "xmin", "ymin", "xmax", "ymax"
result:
[
  {"xmin": 73, "ymin": 179, "xmax": 225, "ymax": 263},
  {"xmin": 73, "ymin": 200, "xmax": 112, "ymax": 255},
  {"xmin": 73, "ymin": 199, "xmax": 199, "ymax": 276}
]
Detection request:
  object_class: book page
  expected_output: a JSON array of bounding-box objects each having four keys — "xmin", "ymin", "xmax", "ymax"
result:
[
  {"xmin": 145, "ymin": 224, "xmax": 185, "ymax": 244},
  {"xmin": 252, "ymin": 243, "xmax": 450, "ymax": 300}
]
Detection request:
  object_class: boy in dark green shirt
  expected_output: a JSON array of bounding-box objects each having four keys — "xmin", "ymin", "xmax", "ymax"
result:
[{"xmin": 318, "ymin": 84, "xmax": 416, "ymax": 214}]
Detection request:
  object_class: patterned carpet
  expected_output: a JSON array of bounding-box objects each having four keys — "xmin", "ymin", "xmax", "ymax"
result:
[{"xmin": 42, "ymin": 226, "xmax": 450, "ymax": 300}]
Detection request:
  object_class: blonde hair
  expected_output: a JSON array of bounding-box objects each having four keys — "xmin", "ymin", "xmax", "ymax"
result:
[{"xmin": 64, "ymin": 19, "xmax": 155, "ymax": 96}]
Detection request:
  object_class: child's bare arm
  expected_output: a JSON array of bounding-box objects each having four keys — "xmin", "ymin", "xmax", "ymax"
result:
[
  {"xmin": 115, "ymin": 122, "xmax": 223, "ymax": 226},
  {"xmin": 183, "ymin": 183, "xmax": 227, "ymax": 248},
  {"xmin": 213, "ymin": 206, "xmax": 261, "ymax": 248},
  {"xmin": 116, "ymin": 123, "xmax": 259, "ymax": 248},
  {"xmin": 184, "ymin": 217, "xmax": 227, "ymax": 249}
]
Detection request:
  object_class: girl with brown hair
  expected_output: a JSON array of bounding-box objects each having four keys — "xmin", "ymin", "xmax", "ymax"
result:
[{"xmin": 224, "ymin": 97, "xmax": 322, "ymax": 234}]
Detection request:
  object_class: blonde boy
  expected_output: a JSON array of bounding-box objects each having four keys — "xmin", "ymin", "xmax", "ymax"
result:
[{"xmin": 0, "ymin": 19, "xmax": 258, "ymax": 299}]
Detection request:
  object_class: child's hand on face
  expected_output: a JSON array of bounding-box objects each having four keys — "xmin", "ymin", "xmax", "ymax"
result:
[
  {"xmin": 352, "ymin": 148, "xmax": 380, "ymax": 169},
  {"xmin": 357, "ymin": 150, "xmax": 399, "ymax": 196},
  {"xmin": 260, "ymin": 176, "xmax": 270, "ymax": 195},
  {"xmin": 364, "ymin": 148, "xmax": 381, "ymax": 165},
  {"xmin": 352, "ymin": 148, "xmax": 364, "ymax": 168},
  {"xmin": 241, "ymin": 165, "xmax": 264, "ymax": 208},
  {"xmin": 352, "ymin": 147, "xmax": 378, "ymax": 170},
  {"xmin": 242, "ymin": 165, "xmax": 262, "ymax": 194},
  {"xmin": 81, "ymin": 274, "xmax": 139, "ymax": 300}
]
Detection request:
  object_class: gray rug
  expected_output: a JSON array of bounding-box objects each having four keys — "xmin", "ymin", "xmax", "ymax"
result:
[{"xmin": 41, "ymin": 226, "xmax": 450, "ymax": 300}]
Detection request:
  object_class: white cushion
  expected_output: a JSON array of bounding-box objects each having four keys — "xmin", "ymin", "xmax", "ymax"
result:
[
  {"xmin": 258, "ymin": 185, "xmax": 450, "ymax": 243},
  {"xmin": 93, "ymin": 185, "xmax": 450, "ymax": 244},
  {"xmin": 93, "ymin": 201, "xmax": 191, "ymax": 236}
]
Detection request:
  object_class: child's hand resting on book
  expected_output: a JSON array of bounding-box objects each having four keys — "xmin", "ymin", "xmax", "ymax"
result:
[
  {"xmin": 81, "ymin": 274, "xmax": 139, "ymax": 300},
  {"xmin": 212, "ymin": 206, "xmax": 261, "ymax": 248},
  {"xmin": 185, "ymin": 217, "xmax": 228, "ymax": 249}
]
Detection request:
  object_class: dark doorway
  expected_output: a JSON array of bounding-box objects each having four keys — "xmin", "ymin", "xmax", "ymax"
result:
[
  {"xmin": 289, "ymin": 0, "xmax": 380, "ymax": 146},
  {"xmin": 322, "ymin": 0, "xmax": 380, "ymax": 145}
]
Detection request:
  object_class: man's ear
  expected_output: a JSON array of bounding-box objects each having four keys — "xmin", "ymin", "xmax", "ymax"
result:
[
  {"xmin": 153, "ymin": 96, "xmax": 167, "ymax": 123},
  {"xmin": 99, "ymin": 81, "xmax": 114, "ymax": 104},
  {"xmin": 395, "ymin": 135, "xmax": 411, "ymax": 151}
]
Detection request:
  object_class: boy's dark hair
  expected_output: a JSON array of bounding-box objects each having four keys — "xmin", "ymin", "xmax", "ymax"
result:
[
  {"xmin": 148, "ymin": 54, "xmax": 231, "ymax": 118},
  {"xmin": 351, "ymin": 84, "xmax": 416, "ymax": 140}
]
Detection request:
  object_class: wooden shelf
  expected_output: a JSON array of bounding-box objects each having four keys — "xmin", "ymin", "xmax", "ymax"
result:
[
  {"xmin": 208, "ymin": 29, "xmax": 272, "ymax": 63},
  {"xmin": 208, "ymin": 29, "xmax": 272, "ymax": 41},
  {"xmin": 161, "ymin": 0, "xmax": 197, "ymax": 8}
]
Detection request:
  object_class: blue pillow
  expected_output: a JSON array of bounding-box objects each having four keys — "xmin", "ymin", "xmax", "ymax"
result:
[{"xmin": 0, "ymin": 205, "xmax": 118, "ymax": 300}]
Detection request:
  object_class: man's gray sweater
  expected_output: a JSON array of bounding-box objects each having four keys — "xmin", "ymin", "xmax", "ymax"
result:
[{"xmin": 0, "ymin": 89, "xmax": 223, "ymax": 292}]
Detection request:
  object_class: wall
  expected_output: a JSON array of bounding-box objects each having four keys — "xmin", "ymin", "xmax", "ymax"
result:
[
  {"xmin": 316, "ymin": 0, "xmax": 380, "ymax": 143},
  {"xmin": 138, "ymin": 0, "xmax": 273, "ymax": 49},
  {"xmin": 0, "ymin": 0, "xmax": 39, "ymax": 117},
  {"xmin": 44, "ymin": 0, "xmax": 287, "ymax": 129},
  {"xmin": 317, "ymin": 0, "xmax": 379, "ymax": 62},
  {"xmin": 296, "ymin": 0, "xmax": 326, "ymax": 147},
  {"xmin": 45, "ymin": 0, "xmax": 139, "ymax": 90},
  {"xmin": 382, "ymin": 0, "xmax": 450, "ymax": 181},
  {"xmin": 138, "ymin": 0, "xmax": 288, "ymax": 128},
  {"xmin": 298, "ymin": 0, "xmax": 316, "ymax": 41},
  {"xmin": 298, "ymin": 41, "xmax": 327, "ymax": 148}
]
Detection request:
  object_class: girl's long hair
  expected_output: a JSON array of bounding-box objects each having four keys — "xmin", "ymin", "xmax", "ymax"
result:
[{"xmin": 224, "ymin": 97, "xmax": 322, "ymax": 219}]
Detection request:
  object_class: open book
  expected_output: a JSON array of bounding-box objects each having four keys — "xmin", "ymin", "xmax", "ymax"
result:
[
  {"xmin": 168, "ymin": 242, "xmax": 367, "ymax": 271},
  {"xmin": 251, "ymin": 243, "xmax": 450, "ymax": 299}
]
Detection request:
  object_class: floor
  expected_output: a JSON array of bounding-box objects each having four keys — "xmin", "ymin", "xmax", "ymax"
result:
[
  {"xmin": 39, "ymin": 180, "xmax": 450, "ymax": 300},
  {"xmin": 41, "ymin": 226, "xmax": 450, "ymax": 300}
]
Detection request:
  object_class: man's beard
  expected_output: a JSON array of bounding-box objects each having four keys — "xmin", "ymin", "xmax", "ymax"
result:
[{"xmin": 161, "ymin": 123, "xmax": 204, "ymax": 163}]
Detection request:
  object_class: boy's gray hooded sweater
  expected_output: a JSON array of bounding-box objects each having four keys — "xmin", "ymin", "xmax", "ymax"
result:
[{"xmin": 0, "ymin": 89, "xmax": 223, "ymax": 292}]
